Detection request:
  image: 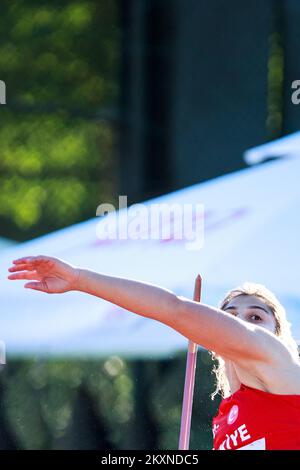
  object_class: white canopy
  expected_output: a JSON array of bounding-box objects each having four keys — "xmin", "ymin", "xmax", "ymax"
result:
[
  {"xmin": 0, "ymin": 237, "xmax": 15, "ymax": 251},
  {"xmin": 1, "ymin": 133, "xmax": 300, "ymax": 358},
  {"xmin": 244, "ymin": 130, "xmax": 300, "ymax": 165}
]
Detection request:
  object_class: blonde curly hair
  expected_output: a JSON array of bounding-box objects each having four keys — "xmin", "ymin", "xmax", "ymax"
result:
[{"xmin": 210, "ymin": 282, "xmax": 299, "ymax": 400}]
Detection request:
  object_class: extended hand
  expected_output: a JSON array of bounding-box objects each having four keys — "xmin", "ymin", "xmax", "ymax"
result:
[{"xmin": 7, "ymin": 255, "xmax": 80, "ymax": 293}]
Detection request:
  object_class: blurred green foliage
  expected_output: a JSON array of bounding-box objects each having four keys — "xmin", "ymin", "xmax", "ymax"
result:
[
  {"xmin": 0, "ymin": 353, "xmax": 218, "ymax": 450},
  {"xmin": 0, "ymin": 0, "xmax": 119, "ymax": 240}
]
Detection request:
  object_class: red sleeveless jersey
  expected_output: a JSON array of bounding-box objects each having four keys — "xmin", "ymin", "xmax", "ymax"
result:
[{"xmin": 212, "ymin": 383, "xmax": 300, "ymax": 450}]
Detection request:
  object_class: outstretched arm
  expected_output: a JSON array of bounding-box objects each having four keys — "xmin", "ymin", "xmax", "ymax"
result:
[
  {"xmin": 7, "ymin": 255, "xmax": 180, "ymax": 329},
  {"xmin": 7, "ymin": 255, "xmax": 287, "ymax": 365}
]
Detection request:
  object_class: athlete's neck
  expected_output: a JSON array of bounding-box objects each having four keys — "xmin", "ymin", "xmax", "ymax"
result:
[{"xmin": 225, "ymin": 360, "xmax": 241, "ymax": 395}]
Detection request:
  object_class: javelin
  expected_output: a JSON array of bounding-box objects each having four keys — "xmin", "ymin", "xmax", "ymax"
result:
[{"xmin": 178, "ymin": 274, "xmax": 202, "ymax": 450}]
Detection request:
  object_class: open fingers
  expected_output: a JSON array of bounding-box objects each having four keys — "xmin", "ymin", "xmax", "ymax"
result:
[
  {"xmin": 7, "ymin": 271, "xmax": 39, "ymax": 281},
  {"xmin": 8, "ymin": 264, "xmax": 35, "ymax": 273},
  {"xmin": 12, "ymin": 256, "xmax": 54, "ymax": 269},
  {"xmin": 13, "ymin": 257, "xmax": 37, "ymax": 265}
]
